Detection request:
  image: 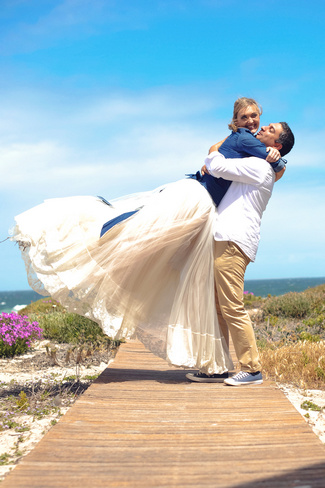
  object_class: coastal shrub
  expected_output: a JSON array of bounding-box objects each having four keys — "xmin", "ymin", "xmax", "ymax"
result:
[
  {"xmin": 298, "ymin": 331, "xmax": 321, "ymax": 342},
  {"xmin": 22, "ymin": 298, "xmax": 124, "ymax": 350},
  {"xmin": 254, "ymin": 316, "xmax": 303, "ymax": 346},
  {"xmin": 243, "ymin": 292, "xmax": 264, "ymax": 309},
  {"xmin": 304, "ymin": 283, "xmax": 325, "ymax": 306},
  {"xmin": 262, "ymin": 292, "xmax": 313, "ymax": 319},
  {"xmin": 20, "ymin": 298, "xmax": 65, "ymax": 315},
  {"xmin": 0, "ymin": 312, "xmax": 43, "ymax": 358},
  {"xmin": 27, "ymin": 311, "xmax": 119, "ymax": 347}
]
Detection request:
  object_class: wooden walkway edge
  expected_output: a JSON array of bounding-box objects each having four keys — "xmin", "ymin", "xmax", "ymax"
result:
[{"xmin": 2, "ymin": 340, "xmax": 325, "ymax": 487}]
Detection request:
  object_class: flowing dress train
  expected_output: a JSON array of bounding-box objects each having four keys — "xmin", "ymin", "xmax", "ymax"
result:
[{"xmin": 11, "ymin": 178, "xmax": 233, "ymax": 374}]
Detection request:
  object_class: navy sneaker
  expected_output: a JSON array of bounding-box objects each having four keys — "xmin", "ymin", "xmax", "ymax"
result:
[
  {"xmin": 186, "ymin": 371, "xmax": 229, "ymax": 383},
  {"xmin": 224, "ymin": 370, "xmax": 263, "ymax": 386}
]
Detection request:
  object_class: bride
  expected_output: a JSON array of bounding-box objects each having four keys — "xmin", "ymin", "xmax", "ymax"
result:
[{"xmin": 11, "ymin": 97, "xmax": 282, "ymax": 375}]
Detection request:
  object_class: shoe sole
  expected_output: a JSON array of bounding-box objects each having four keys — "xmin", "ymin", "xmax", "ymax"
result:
[
  {"xmin": 186, "ymin": 373, "xmax": 228, "ymax": 383},
  {"xmin": 224, "ymin": 379, "xmax": 263, "ymax": 386}
]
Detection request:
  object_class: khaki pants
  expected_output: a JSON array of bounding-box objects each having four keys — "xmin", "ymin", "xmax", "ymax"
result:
[{"xmin": 214, "ymin": 241, "xmax": 261, "ymax": 372}]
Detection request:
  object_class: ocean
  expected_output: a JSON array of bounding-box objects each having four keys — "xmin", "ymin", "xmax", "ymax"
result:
[
  {"xmin": 0, "ymin": 277, "xmax": 324, "ymax": 314},
  {"xmin": 0, "ymin": 290, "xmax": 44, "ymax": 314},
  {"xmin": 244, "ymin": 277, "xmax": 325, "ymax": 297}
]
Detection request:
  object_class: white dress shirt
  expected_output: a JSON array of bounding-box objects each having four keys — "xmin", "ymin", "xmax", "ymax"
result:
[{"xmin": 205, "ymin": 151, "xmax": 275, "ymax": 262}]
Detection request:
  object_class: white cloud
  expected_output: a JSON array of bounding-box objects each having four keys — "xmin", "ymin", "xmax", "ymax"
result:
[
  {"xmin": 0, "ymin": 85, "xmax": 228, "ymax": 202},
  {"xmin": 0, "ymin": 122, "xmax": 218, "ymax": 203},
  {"xmin": 76, "ymin": 88, "xmax": 217, "ymax": 125},
  {"xmin": 1, "ymin": 141, "xmax": 69, "ymax": 170},
  {"xmin": 1, "ymin": 84, "xmax": 323, "ymax": 205},
  {"xmin": 246, "ymin": 183, "xmax": 325, "ymax": 279},
  {"xmin": 263, "ymin": 184, "xmax": 325, "ymax": 242},
  {"xmin": 288, "ymin": 129, "xmax": 325, "ymax": 168}
]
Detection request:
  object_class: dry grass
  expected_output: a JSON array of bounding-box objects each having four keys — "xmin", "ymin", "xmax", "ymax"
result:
[
  {"xmin": 249, "ymin": 284, "xmax": 325, "ymax": 389},
  {"xmin": 259, "ymin": 341, "xmax": 325, "ymax": 389}
]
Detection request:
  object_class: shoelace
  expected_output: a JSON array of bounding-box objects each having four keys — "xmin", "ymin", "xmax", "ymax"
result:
[{"xmin": 233, "ymin": 371, "xmax": 250, "ymax": 380}]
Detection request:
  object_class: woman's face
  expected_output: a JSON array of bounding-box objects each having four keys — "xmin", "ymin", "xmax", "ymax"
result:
[{"xmin": 236, "ymin": 105, "xmax": 260, "ymax": 133}]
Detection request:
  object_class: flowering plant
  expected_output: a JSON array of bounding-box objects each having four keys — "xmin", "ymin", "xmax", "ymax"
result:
[{"xmin": 0, "ymin": 312, "xmax": 43, "ymax": 358}]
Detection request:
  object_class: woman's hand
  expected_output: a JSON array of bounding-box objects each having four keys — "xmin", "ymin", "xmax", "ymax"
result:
[
  {"xmin": 201, "ymin": 164, "xmax": 209, "ymax": 175},
  {"xmin": 266, "ymin": 147, "xmax": 281, "ymax": 163}
]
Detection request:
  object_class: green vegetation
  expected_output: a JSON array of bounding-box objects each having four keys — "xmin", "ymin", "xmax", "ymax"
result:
[
  {"xmin": 20, "ymin": 298, "xmax": 66, "ymax": 315},
  {"xmin": 0, "ymin": 453, "xmax": 11, "ymax": 466},
  {"xmin": 262, "ymin": 292, "xmax": 313, "ymax": 319},
  {"xmin": 301, "ymin": 400, "xmax": 323, "ymax": 412},
  {"xmin": 21, "ymin": 299, "xmax": 121, "ymax": 348},
  {"xmin": 243, "ymin": 292, "xmax": 264, "ymax": 309},
  {"xmin": 254, "ymin": 284, "xmax": 325, "ymax": 345}
]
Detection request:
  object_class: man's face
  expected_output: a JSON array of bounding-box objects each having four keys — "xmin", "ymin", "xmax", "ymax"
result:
[{"xmin": 256, "ymin": 123, "xmax": 283, "ymax": 149}]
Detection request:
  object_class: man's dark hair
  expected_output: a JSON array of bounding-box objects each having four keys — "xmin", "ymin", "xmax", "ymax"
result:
[{"xmin": 277, "ymin": 122, "xmax": 295, "ymax": 156}]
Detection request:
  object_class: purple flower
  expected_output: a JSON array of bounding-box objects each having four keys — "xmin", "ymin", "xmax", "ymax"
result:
[{"xmin": 0, "ymin": 312, "xmax": 43, "ymax": 355}]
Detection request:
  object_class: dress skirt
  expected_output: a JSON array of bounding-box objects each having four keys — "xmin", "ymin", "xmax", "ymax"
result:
[{"xmin": 11, "ymin": 178, "xmax": 233, "ymax": 374}]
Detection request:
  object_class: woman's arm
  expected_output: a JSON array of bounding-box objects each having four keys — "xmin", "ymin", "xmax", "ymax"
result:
[
  {"xmin": 210, "ymin": 133, "xmax": 281, "ymax": 163},
  {"xmin": 238, "ymin": 130, "xmax": 281, "ymax": 161},
  {"xmin": 208, "ymin": 137, "xmax": 228, "ymax": 154},
  {"xmin": 265, "ymin": 147, "xmax": 281, "ymax": 162},
  {"xmin": 238, "ymin": 130, "xmax": 286, "ymax": 172}
]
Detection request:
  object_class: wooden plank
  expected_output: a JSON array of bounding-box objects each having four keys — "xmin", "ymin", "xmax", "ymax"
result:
[{"xmin": 2, "ymin": 340, "xmax": 325, "ymax": 487}]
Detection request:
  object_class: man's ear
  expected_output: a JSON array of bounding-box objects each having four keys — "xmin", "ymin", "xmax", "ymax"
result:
[{"xmin": 274, "ymin": 142, "xmax": 283, "ymax": 151}]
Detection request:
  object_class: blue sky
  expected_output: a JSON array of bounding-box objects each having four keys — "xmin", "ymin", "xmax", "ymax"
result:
[{"xmin": 1, "ymin": 0, "xmax": 325, "ymax": 291}]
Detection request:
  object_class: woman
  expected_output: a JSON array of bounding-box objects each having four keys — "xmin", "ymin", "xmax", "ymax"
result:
[{"xmin": 11, "ymin": 97, "xmax": 282, "ymax": 374}]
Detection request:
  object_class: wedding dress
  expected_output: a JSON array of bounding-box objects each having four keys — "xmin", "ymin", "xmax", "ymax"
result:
[{"xmin": 11, "ymin": 177, "xmax": 233, "ymax": 374}]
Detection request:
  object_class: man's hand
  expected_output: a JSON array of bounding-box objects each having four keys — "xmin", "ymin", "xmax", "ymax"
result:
[
  {"xmin": 266, "ymin": 146, "xmax": 281, "ymax": 163},
  {"xmin": 275, "ymin": 166, "xmax": 285, "ymax": 182},
  {"xmin": 201, "ymin": 164, "xmax": 209, "ymax": 175}
]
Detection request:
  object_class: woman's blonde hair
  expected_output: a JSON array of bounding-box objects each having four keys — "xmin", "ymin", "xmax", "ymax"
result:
[{"xmin": 228, "ymin": 97, "xmax": 262, "ymax": 132}]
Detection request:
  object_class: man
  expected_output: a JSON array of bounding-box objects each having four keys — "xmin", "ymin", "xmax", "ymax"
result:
[{"xmin": 186, "ymin": 122, "xmax": 295, "ymax": 386}]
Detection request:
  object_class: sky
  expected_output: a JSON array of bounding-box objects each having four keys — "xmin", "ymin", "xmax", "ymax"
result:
[{"xmin": 1, "ymin": 0, "xmax": 325, "ymax": 291}]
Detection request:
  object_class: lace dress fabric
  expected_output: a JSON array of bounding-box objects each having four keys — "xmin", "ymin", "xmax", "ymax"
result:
[{"xmin": 11, "ymin": 178, "xmax": 233, "ymax": 374}]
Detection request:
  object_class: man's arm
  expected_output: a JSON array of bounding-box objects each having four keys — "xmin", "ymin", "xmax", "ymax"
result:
[
  {"xmin": 204, "ymin": 151, "xmax": 272, "ymax": 186},
  {"xmin": 202, "ymin": 157, "xmax": 285, "ymax": 183}
]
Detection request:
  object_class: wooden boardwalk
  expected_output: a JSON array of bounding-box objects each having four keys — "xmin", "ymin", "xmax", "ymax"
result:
[{"xmin": 3, "ymin": 340, "xmax": 325, "ymax": 487}]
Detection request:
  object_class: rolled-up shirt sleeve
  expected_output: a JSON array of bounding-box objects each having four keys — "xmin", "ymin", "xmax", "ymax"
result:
[{"xmin": 205, "ymin": 151, "xmax": 271, "ymax": 187}]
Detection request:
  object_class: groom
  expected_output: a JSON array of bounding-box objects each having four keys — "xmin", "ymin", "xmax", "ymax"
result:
[{"xmin": 187, "ymin": 122, "xmax": 295, "ymax": 386}]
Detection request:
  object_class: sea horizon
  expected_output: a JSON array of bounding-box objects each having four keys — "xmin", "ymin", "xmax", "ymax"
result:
[{"xmin": 0, "ymin": 276, "xmax": 324, "ymax": 314}]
